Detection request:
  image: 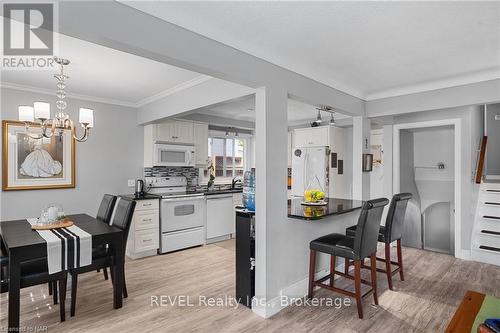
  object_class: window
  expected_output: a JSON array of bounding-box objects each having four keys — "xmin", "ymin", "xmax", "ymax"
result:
[{"xmin": 205, "ymin": 137, "xmax": 247, "ymax": 180}]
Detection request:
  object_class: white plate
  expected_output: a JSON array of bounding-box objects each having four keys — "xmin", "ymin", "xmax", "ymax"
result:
[{"xmin": 300, "ymin": 201, "xmax": 328, "ymax": 206}]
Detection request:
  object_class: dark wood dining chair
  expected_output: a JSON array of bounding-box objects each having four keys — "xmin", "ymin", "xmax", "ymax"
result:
[
  {"xmin": 345, "ymin": 193, "xmax": 412, "ymax": 290},
  {"xmin": 68, "ymin": 197, "xmax": 136, "ymax": 316},
  {"xmin": 97, "ymin": 194, "xmax": 118, "ymax": 223},
  {"xmin": 95, "ymin": 194, "xmax": 117, "ymax": 280},
  {"xmin": 308, "ymin": 198, "xmax": 389, "ymax": 319},
  {"xmin": 0, "ymin": 256, "xmax": 68, "ymax": 322}
]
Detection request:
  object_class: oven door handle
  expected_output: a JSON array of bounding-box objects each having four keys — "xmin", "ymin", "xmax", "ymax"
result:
[{"xmin": 162, "ymin": 196, "xmax": 205, "ymax": 203}]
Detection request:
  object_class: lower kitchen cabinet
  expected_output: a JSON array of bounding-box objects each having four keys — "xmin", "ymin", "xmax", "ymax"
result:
[
  {"xmin": 206, "ymin": 194, "xmax": 235, "ymax": 242},
  {"xmin": 126, "ymin": 199, "xmax": 160, "ymax": 259}
]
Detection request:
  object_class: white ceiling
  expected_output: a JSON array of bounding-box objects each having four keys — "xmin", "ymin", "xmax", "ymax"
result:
[
  {"xmin": 0, "ymin": 32, "xmax": 204, "ymax": 107},
  {"xmin": 193, "ymin": 95, "xmax": 349, "ymax": 126},
  {"xmin": 124, "ymin": 1, "xmax": 500, "ymax": 100}
]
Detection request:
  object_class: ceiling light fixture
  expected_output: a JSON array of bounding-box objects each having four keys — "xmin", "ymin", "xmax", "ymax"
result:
[
  {"xmin": 330, "ymin": 112, "xmax": 336, "ymax": 125},
  {"xmin": 312, "ymin": 106, "xmax": 334, "ymax": 127},
  {"xmin": 17, "ymin": 57, "xmax": 94, "ymax": 142}
]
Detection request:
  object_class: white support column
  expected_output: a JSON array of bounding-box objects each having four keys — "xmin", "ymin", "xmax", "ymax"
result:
[
  {"xmin": 353, "ymin": 117, "xmax": 371, "ymax": 200},
  {"xmin": 383, "ymin": 124, "xmax": 394, "ymax": 199},
  {"xmin": 253, "ymin": 85, "xmax": 288, "ymax": 317}
]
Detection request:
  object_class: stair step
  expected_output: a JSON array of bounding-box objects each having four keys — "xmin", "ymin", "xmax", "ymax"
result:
[
  {"xmin": 479, "ymin": 245, "xmax": 500, "ymax": 253},
  {"xmin": 481, "ymin": 230, "xmax": 500, "ymax": 236}
]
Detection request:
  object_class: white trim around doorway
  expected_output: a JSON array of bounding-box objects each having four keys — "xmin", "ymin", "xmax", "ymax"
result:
[{"xmin": 393, "ymin": 119, "xmax": 462, "ymax": 259}]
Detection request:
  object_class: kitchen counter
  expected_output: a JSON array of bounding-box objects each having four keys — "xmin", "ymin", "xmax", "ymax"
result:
[
  {"xmin": 288, "ymin": 197, "xmax": 363, "ymax": 220},
  {"xmin": 119, "ymin": 193, "xmax": 161, "ymax": 201}
]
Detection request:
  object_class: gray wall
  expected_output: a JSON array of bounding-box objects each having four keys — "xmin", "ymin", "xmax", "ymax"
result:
[
  {"xmin": 0, "ymin": 88, "xmax": 143, "ymax": 220},
  {"xmin": 399, "ymin": 130, "xmax": 422, "ymax": 249},
  {"xmin": 486, "ymin": 103, "xmax": 500, "ymax": 175},
  {"xmin": 394, "ymin": 105, "xmax": 483, "ymax": 251}
]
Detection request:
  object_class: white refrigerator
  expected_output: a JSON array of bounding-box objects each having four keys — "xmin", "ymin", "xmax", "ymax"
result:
[{"xmin": 291, "ymin": 146, "xmax": 329, "ymax": 197}]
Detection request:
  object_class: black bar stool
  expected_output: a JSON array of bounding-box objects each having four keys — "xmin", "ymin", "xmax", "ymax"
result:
[
  {"xmin": 308, "ymin": 198, "xmax": 389, "ymax": 319},
  {"xmin": 345, "ymin": 193, "xmax": 412, "ymax": 290}
]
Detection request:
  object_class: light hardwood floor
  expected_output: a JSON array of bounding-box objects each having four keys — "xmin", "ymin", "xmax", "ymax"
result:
[{"xmin": 1, "ymin": 241, "xmax": 499, "ymax": 333}]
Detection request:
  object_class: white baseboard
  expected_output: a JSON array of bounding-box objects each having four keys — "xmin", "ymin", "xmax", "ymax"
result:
[
  {"xmin": 252, "ymin": 263, "xmax": 348, "ymax": 318},
  {"xmin": 456, "ymin": 249, "xmax": 471, "ymax": 261}
]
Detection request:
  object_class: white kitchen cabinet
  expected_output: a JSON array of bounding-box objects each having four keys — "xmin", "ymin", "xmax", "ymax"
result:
[
  {"xmin": 206, "ymin": 194, "xmax": 235, "ymax": 241},
  {"xmin": 155, "ymin": 122, "xmax": 175, "ymax": 142},
  {"xmin": 174, "ymin": 121, "xmax": 194, "ymax": 144},
  {"xmin": 151, "ymin": 120, "xmax": 194, "ymax": 144},
  {"xmin": 193, "ymin": 122, "xmax": 209, "ymax": 166},
  {"xmin": 126, "ymin": 199, "xmax": 160, "ymax": 259},
  {"xmin": 293, "ymin": 126, "xmax": 329, "ymax": 148},
  {"xmin": 144, "ymin": 120, "xmax": 198, "ymax": 167}
]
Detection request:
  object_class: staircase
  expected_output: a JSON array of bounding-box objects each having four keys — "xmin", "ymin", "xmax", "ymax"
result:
[{"xmin": 471, "ymin": 180, "xmax": 500, "ymax": 266}]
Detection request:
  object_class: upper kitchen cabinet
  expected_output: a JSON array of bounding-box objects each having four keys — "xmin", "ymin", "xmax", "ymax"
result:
[
  {"xmin": 293, "ymin": 126, "xmax": 329, "ymax": 148},
  {"xmin": 174, "ymin": 121, "xmax": 195, "ymax": 144},
  {"xmin": 144, "ymin": 120, "xmax": 208, "ymax": 167},
  {"xmin": 193, "ymin": 122, "xmax": 209, "ymax": 166},
  {"xmin": 153, "ymin": 120, "xmax": 194, "ymax": 144}
]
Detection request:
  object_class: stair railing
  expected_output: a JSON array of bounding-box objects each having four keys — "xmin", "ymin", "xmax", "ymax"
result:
[{"xmin": 475, "ymin": 136, "xmax": 487, "ymax": 184}]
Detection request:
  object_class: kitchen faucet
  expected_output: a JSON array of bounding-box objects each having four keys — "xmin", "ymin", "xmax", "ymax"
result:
[{"xmin": 231, "ymin": 176, "xmax": 243, "ymax": 189}]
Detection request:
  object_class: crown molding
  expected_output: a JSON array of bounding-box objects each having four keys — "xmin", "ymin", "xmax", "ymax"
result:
[
  {"xmin": 1, "ymin": 74, "xmax": 214, "ymax": 109},
  {"xmin": 135, "ymin": 75, "xmax": 212, "ymax": 107},
  {"xmin": 364, "ymin": 68, "xmax": 500, "ymax": 101},
  {"xmin": 0, "ymin": 81, "xmax": 138, "ymax": 108}
]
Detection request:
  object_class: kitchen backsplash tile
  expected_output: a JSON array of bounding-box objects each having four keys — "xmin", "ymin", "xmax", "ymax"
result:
[{"xmin": 144, "ymin": 167, "xmax": 200, "ymax": 187}]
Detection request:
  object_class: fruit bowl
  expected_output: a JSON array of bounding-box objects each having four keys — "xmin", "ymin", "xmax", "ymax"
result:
[{"xmin": 303, "ymin": 189, "xmax": 325, "ymax": 203}]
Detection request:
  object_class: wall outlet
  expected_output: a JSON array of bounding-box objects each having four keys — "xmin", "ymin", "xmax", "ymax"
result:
[{"xmin": 127, "ymin": 179, "xmax": 135, "ymax": 187}]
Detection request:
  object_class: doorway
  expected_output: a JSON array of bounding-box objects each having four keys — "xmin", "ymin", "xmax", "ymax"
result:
[{"xmin": 393, "ymin": 119, "xmax": 462, "ymax": 257}]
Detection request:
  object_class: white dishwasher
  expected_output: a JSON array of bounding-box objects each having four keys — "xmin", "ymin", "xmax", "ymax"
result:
[{"xmin": 206, "ymin": 194, "xmax": 235, "ymax": 241}]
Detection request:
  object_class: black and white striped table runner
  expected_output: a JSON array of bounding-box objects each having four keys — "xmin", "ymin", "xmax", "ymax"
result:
[{"xmin": 27, "ymin": 218, "xmax": 92, "ymax": 274}]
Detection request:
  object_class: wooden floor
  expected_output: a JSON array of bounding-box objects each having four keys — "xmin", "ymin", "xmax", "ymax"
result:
[{"xmin": 1, "ymin": 241, "xmax": 499, "ymax": 333}]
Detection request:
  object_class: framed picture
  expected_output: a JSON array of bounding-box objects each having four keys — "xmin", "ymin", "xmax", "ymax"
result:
[{"xmin": 2, "ymin": 120, "xmax": 75, "ymax": 190}]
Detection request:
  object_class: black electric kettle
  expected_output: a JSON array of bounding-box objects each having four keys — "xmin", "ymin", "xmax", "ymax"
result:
[{"xmin": 135, "ymin": 179, "xmax": 145, "ymax": 197}]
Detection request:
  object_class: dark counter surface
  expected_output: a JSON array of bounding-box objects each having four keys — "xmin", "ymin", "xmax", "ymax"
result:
[
  {"xmin": 119, "ymin": 193, "xmax": 161, "ymax": 201},
  {"xmin": 288, "ymin": 197, "xmax": 363, "ymax": 220},
  {"xmin": 185, "ymin": 187, "xmax": 243, "ymax": 196}
]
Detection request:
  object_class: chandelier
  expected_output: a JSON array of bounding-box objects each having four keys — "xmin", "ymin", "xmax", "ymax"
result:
[{"xmin": 17, "ymin": 57, "xmax": 94, "ymax": 142}]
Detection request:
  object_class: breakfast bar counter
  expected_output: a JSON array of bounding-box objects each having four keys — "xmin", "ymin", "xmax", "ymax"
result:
[{"xmin": 288, "ymin": 197, "xmax": 363, "ymax": 220}]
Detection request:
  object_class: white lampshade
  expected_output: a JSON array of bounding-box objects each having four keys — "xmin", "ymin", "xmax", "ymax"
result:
[
  {"xmin": 79, "ymin": 108, "xmax": 94, "ymax": 127},
  {"xmin": 18, "ymin": 105, "xmax": 34, "ymax": 122},
  {"xmin": 34, "ymin": 102, "xmax": 50, "ymax": 119}
]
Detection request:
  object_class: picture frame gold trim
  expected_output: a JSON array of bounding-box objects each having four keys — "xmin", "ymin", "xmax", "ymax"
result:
[{"xmin": 2, "ymin": 120, "xmax": 76, "ymax": 191}]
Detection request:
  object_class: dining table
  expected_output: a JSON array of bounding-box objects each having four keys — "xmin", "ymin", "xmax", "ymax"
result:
[{"xmin": 1, "ymin": 213, "xmax": 125, "ymax": 330}]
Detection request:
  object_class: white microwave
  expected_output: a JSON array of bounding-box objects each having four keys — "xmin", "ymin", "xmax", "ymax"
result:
[{"xmin": 153, "ymin": 143, "xmax": 195, "ymax": 167}]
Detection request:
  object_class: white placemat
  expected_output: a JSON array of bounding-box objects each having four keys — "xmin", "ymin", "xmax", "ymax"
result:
[{"xmin": 27, "ymin": 218, "xmax": 92, "ymax": 274}]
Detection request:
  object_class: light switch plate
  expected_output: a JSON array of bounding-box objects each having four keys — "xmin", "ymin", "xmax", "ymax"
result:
[
  {"xmin": 495, "ymin": 114, "xmax": 500, "ymax": 121},
  {"xmin": 127, "ymin": 179, "xmax": 135, "ymax": 187}
]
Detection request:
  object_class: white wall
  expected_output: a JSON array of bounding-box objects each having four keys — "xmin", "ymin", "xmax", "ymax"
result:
[
  {"xmin": 486, "ymin": 103, "xmax": 500, "ymax": 174},
  {"xmin": 0, "ymin": 88, "xmax": 143, "ymax": 220},
  {"xmin": 370, "ymin": 129, "xmax": 384, "ymax": 199}
]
